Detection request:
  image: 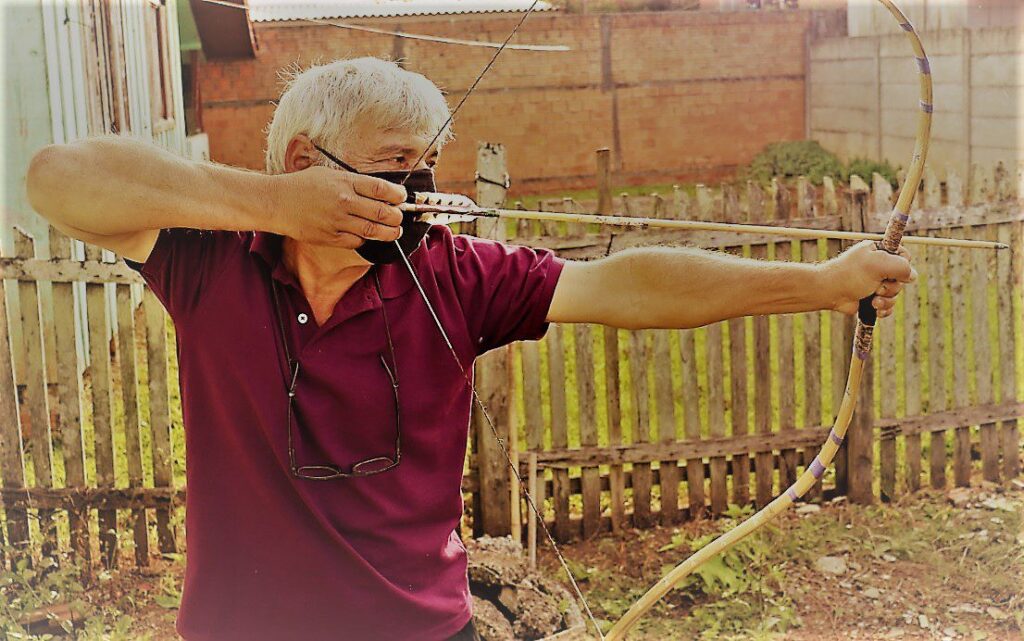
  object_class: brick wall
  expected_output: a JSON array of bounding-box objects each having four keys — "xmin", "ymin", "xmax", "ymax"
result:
[{"xmin": 198, "ymin": 10, "xmax": 813, "ymax": 194}]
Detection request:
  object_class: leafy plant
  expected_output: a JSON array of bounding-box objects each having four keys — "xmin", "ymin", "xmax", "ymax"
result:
[
  {"xmin": 743, "ymin": 141, "xmax": 845, "ymax": 185},
  {"xmin": 844, "ymin": 157, "xmax": 900, "ymax": 188}
]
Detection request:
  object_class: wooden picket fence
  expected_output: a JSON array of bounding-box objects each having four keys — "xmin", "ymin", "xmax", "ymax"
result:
[
  {"xmin": 467, "ymin": 153, "xmax": 1023, "ymax": 541},
  {"xmin": 0, "ymin": 227, "xmax": 180, "ymax": 572},
  {"xmin": 0, "ymin": 154, "xmax": 1020, "ymax": 573}
]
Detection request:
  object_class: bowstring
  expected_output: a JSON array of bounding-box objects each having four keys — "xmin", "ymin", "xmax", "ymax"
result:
[{"xmin": 392, "ymin": 1, "xmax": 605, "ymax": 637}]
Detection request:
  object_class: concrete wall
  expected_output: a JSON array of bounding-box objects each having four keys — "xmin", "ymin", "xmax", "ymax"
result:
[
  {"xmin": 847, "ymin": 0, "xmax": 1023, "ymax": 38},
  {"xmin": 809, "ymin": 26, "xmax": 1021, "ymax": 181}
]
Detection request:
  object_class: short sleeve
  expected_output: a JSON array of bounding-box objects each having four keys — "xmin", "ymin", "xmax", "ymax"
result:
[
  {"xmin": 124, "ymin": 228, "xmax": 238, "ymax": 320},
  {"xmin": 449, "ymin": 234, "xmax": 564, "ymax": 354}
]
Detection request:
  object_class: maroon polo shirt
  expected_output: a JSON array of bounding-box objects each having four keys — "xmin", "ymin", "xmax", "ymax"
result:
[{"xmin": 126, "ymin": 225, "xmax": 563, "ymax": 640}]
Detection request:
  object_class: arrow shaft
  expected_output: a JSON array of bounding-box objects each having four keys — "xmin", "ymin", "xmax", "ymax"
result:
[{"xmin": 401, "ymin": 203, "xmax": 1007, "ymax": 250}]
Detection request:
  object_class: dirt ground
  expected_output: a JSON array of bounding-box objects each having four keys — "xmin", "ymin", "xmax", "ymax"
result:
[{"xmin": 29, "ymin": 481, "xmax": 1021, "ymax": 641}]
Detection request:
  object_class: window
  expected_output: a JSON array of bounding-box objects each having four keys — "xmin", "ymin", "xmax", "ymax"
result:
[{"xmin": 146, "ymin": 0, "xmax": 175, "ymax": 131}]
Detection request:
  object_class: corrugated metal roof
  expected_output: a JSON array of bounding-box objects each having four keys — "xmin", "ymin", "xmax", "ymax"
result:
[{"xmin": 248, "ymin": 0, "xmax": 556, "ymax": 23}]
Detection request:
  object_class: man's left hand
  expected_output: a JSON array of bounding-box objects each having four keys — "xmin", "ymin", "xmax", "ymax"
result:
[{"xmin": 823, "ymin": 240, "xmax": 917, "ymax": 319}]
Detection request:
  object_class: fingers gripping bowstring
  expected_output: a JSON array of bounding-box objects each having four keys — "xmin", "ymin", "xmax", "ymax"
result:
[{"xmin": 392, "ymin": 3, "xmax": 606, "ymax": 638}]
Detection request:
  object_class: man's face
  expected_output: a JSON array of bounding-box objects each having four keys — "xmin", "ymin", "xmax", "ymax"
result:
[{"xmin": 338, "ymin": 121, "xmax": 440, "ymax": 174}]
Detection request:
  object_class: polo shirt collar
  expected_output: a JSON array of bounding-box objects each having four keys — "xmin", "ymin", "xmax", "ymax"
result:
[{"xmin": 249, "ymin": 232, "xmax": 414, "ymax": 301}]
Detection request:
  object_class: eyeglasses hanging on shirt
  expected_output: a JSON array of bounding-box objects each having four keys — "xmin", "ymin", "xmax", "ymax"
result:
[{"xmin": 270, "ymin": 270, "xmax": 401, "ymax": 479}]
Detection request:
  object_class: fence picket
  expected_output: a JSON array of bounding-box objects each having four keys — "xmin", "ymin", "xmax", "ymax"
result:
[
  {"xmin": 727, "ymin": 245, "xmax": 750, "ymax": 506},
  {"xmin": 143, "ymin": 290, "xmax": 177, "ymax": 553},
  {"xmin": 116, "ymin": 286, "xmax": 150, "ymax": 565},
  {"xmin": 13, "ymin": 231, "xmax": 57, "ymax": 555},
  {"xmin": 949, "ymin": 229, "xmax": 971, "ymax": 487},
  {"xmin": 801, "ymin": 239, "xmax": 824, "ymax": 500},
  {"xmin": 654, "ymin": 330, "xmax": 680, "ymax": 524},
  {"xmin": 48, "ymin": 229, "xmax": 90, "ymax": 565},
  {"xmin": 603, "ymin": 327, "xmax": 625, "ymax": 532},
  {"xmin": 829, "ymin": 237, "xmax": 851, "ymax": 494},
  {"xmin": 927, "ymin": 243, "xmax": 948, "ymax": 488},
  {"xmin": 0, "ymin": 265, "xmax": 30, "ymax": 558},
  {"xmin": 974, "ymin": 227, "xmax": 998, "ymax": 482},
  {"xmin": 546, "ymin": 325, "xmax": 571, "ymax": 540},
  {"xmin": 85, "ymin": 244, "xmax": 118, "ymax": 568},
  {"xmin": 750, "ymin": 244, "xmax": 773, "ymax": 507},
  {"xmin": 775, "ymin": 242, "xmax": 798, "ymax": 488},
  {"xmin": 628, "ymin": 331, "xmax": 653, "ymax": 528},
  {"xmin": 903, "ymin": 269, "xmax": 923, "ymax": 493},
  {"xmin": 706, "ymin": 322, "xmax": 728, "ymax": 515},
  {"xmin": 575, "ymin": 324, "xmax": 601, "ymax": 537},
  {"xmin": 997, "ymin": 223, "xmax": 1019, "ymax": 479},
  {"xmin": 680, "ymin": 329, "xmax": 703, "ymax": 519},
  {"xmin": 879, "ymin": 306, "xmax": 899, "ymax": 501}
]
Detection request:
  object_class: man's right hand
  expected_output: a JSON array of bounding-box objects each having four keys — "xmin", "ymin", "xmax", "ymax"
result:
[{"xmin": 272, "ymin": 167, "xmax": 407, "ymax": 248}]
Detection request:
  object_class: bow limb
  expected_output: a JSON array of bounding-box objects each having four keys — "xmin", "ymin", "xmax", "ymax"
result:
[{"xmin": 605, "ymin": 2, "xmax": 932, "ymax": 638}]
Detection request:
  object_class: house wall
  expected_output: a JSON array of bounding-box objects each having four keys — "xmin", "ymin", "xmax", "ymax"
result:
[{"xmin": 198, "ymin": 9, "xmax": 823, "ymax": 194}]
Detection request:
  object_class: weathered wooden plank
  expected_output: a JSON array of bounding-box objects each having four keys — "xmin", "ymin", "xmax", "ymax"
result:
[
  {"xmin": 878, "ymin": 305, "xmax": 898, "ymax": 502},
  {"xmin": 679, "ymin": 329, "xmax": 703, "ymax": 520},
  {"xmin": 927, "ymin": 242, "xmax": 949, "ymax": 489},
  {"xmin": 997, "ymin": 223, "xmax": 1019, "ymax": 479},
  {"xmin": 750, "ymin": 244, "xmax": 774, "ymax": 507},
  {"xmin": 903, "ymin": 269, "xmax": 923, "ymax": 493},
  {"xmin": 47, "ymin": 228, "xmax": 89, "ymax": 565},
  {"xmin": 727, "ymin": 247, "xmax": 750, "ymax": 506},
  {"xmin": 775, "ymin": 242, "xmax": 798, "ymax": 488},
  {"xmin": 828, "ymin": 237, "xmax": 851, "ymax": 494},
  {"xmin": 705, "ymin": 322, "xmax": 728, "ymax": 515},
  {"xmin": 846, "ymin": 201, "xmax": 874, "ymax": 505},
  {"xmin": 116, "ymin": 286, "xmax": 149, "ymax": 566},
  {"xmin": 973, "ymin": 227, "xmax": 998, "ymax": 482},
  {"xmin": 0, "ymin": 273, "xmax": 30, "ymax": 553},
  {"xmin": 85, "ymin": 244, "xmax": 118, "ymax": 569},
  {"xmin": 521, "ymin": 341, "xmax": 544, "ymax": 453},
  {"xmin": 574, "ymin": 324, "xmax": 601, "ymax": 538},
  {"xmin": 1, "ymin": 486, "xmax": 186, "ymax": 510},
  {"xmin": 546, "ymin": 325, "xmax": 571, "ymax": 541},
  {"xmin": 604, "ymin": 326, "xmax": 625, "ymax": 533},
  {"xmin": 526, "ymin": 404, "xmax": 1024, "ymax": 468},
  {"xmin": 654, "ymin": 330, "xmax": 679, "ymax": 524},
  {"xmin": 143, "ymin": 290, "xmax": 177, "ymax": 553},
  {"xmin": 627, "ymin": 331, "xmax": 653, "ymax": 527},
  {"xmin": 13, "ymin": 231, "xmax": 57, "ymax": 554},
  {"xmin": 801, "ymin": 239, "xmax": 824, "ymax": 500},
  {"xmin": 0, "ymin": 257, "xmax": 145, "ymax": 284},
  {"xmin": 949, "ymin": 229, "xmax": 971, "ymax": 487}
]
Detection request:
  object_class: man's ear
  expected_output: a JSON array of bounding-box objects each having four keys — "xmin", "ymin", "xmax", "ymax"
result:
[{"xmin": 284, "ymin": 134, "xmax": 318, "ymax": 173}]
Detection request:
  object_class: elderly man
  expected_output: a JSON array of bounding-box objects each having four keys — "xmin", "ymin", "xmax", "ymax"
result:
[{"xmin": 27, "ymin": 58, "xmax": 913, "ymax": 641}]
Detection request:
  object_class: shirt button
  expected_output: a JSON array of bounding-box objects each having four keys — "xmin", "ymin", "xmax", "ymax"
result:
[{"xmin": 297, "ymin": 313, "xmax": 309, "ymax": 324}]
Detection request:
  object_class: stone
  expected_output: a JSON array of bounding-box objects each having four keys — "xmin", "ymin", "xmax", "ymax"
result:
[
  {"xmin": 947, "ymin": 487, "xmax": 972, "ymax": 507},
  {"xmin": 796, "ymin": 503, "xmax": 821, "ymax": 515},
  {"xmin": 981, "ymin": 497, "xmax": 1015, "ymax": 512},
  {"xmin": 472, "ymin": 596, "xmax": 514, "ymax": 641},
  {"xmin": 863, "ymin": 587, "xmax": 883, "ymax": 599},
  {"xmin": 466, "ymin": 536, "xmax": 528, "ymax": 589},
  {"xmin": 815, "ymin": 556, "xmax": 848, "ymax": 575},
  {"xmin": 882, "ymin": 553, "xmax": 898, "ymax": 562},
  {"xmin": 512, "ymin": 582, "xmax": 563, "ymax": 640}
]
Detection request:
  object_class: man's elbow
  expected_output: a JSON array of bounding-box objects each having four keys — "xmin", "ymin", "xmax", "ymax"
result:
[{"xmin": 26, "ymin": 144, "xmax": 73, "ymax": 222}]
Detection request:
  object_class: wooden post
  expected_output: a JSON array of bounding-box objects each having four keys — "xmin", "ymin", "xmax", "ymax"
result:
[
  {"xmin": 596, "ymin": 148, "xmax": 612, "ymax": 216},
  {"xmin": 527, "ymin": 453, "xmax": 538, "ymax": 569},
  {"xmin": 845, "ymin": 186, "xmax": 874, "ymax": 505},
  {"xmin": 143, "ymin": 291, "xmax": 177, "ymax": 554},
  {"xmin": 473, "ymin": 142, "xmax": 513, "ymax": 536}
]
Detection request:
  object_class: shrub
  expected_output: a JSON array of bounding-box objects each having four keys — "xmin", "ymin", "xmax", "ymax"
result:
[
  {"xmin": 743, "ymin": 141, "xmax": 844, "ymax": 186},
  {"xmin": 844, "ymin": 157, "xmax": 900, "ymax": 188}
]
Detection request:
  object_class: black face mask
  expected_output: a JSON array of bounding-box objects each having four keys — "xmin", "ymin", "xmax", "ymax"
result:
[{"xmin": 313, "ymin": 144, "xmax": 435, "ymax": 265}]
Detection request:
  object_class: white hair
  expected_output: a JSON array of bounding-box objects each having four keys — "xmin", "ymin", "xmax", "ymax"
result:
[{"xmin": 265, "ymin": 58, "xmax": 453, "ymax": 173}]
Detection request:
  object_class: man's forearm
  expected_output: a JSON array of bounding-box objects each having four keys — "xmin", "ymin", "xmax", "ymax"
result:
[
  {"xmin": 599, "ymin": 247, "xmax": 832, "ymax": 329},
  {"xmin": 27, "ymin": 135, "xmax": 278, "ymax": 237}
]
